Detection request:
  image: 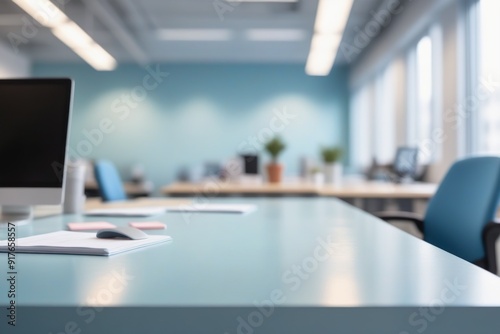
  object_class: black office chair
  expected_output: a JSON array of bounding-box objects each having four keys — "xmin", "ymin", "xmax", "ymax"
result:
[{"xmin": 377, "ymin": 157, "xmax": 500, "ymax": 273}]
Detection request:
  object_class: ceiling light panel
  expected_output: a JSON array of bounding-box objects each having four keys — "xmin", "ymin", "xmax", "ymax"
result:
[
  {"xmin": 245, "ymin": 29, "xmax": 306, "ymax": 41},
  {"xmin": 157, "ymin": 29, "xmax": 233, "ymax": 41}
]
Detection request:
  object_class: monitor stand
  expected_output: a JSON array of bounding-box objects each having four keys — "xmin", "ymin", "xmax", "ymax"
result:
[{"xmin": 0, "ymin": 205, "xmax": 33, "ymax": 227}]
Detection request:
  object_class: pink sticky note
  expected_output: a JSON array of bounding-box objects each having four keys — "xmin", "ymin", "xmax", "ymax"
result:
[
  {"xmin": 67, "ymin": 222, "xmax": 116, "ymax": 231},
  {"xmin": 129, "ymin": 222, "xmax": 166, "ymax": 230}
]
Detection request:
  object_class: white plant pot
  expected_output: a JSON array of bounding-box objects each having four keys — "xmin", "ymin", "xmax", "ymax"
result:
[
  {"xmin": 311, "ymin": 172, "xmax": 324, "ymax": 186},
  {"xmin": 324, "ymin": 163, "xmax": 342, "ymax": 185}
]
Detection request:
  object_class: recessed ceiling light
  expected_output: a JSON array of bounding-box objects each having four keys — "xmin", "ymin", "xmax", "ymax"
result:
[
  {"xmin": 245, "ymin": 29, "xmax": 305, "ymax": 41},
  {"xmin": 157, "ymin": 29, "xmax": 233, "ymax": 41}
]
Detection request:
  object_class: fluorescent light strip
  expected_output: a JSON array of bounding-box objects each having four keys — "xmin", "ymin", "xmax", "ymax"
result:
[
  {"xmin": 12, "ymin": 0, "xmax": 117, "ymax": 71},
  {"xmin": 315, "ymin": 0, "xmax": 353, "ymax": 35},
  {"xmin": 306, "ymin": 50, "xmax": 335, "ymax": 76},
  {"xmin": 52, "ymin": 21, "xmax": 93, "ymax": 49},
  {"xmin": 310, "ymin": 34, "xmax": 342, "ymax": 52},
  {"xmin": 157, "ymin": 29, "xmax": 232, "ymax": 41},
  {"xmin": 12, "ymin": 0, "xmax": 67, "ymax": 28},
  {"xmin": 306, "ymin": 0, "xmax": 354, "ymax": 76},
  {"xmin": 226, "ymin": 0, "xmax": 298, "ymax": 2},
  {"xmin": 245, "ymin": 29, "xmax": 305, "ymax": 41},
  {"xmin": 305, "ymin": 35, "xmax": 341, "ymax": 76},
  {"xmin": 73, "ymin": 44, "xmax": 117, "ymax": 71}
]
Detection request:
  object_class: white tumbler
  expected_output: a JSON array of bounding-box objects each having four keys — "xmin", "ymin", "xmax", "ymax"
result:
[{"xmin": 63, "ymin": 163, "xmax": 86, "ymax": 214}]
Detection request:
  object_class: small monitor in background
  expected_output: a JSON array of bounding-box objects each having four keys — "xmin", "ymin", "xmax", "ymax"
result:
[
  {"xmin": 241, "ymin": 155, "xmax": 259, "ymax": 175},
  {"xmin": 393, "ymin": 147, "xmax": 418, "ymax": 181}
]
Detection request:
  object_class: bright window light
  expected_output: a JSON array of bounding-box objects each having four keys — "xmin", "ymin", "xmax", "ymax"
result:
[{"xmin": 478, "ymin": 0, "xmax": 500, "ymax": 154}]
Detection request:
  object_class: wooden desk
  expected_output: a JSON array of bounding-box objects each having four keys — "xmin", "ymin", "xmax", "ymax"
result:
[
  {"xmin": 2, "ymin": 198, "xmax": 500, "ymax": 333},
  {"xmin": 162, "ymin": 181, "xmax": 438, "ymax": 199}
]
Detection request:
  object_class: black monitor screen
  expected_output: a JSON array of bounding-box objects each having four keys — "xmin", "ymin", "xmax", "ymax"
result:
[{"xmin": 0, "ymin": 79, "xmax": 72, "ymax": 188}]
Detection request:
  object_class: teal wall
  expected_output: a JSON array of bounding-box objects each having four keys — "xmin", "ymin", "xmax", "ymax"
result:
[{"xmin": 33, "ymin": 63, "xmax": 349, "ymax": 193}]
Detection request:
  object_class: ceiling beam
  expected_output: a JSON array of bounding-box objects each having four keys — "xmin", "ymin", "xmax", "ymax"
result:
[{"xmin": 81, "ymin": 0, "xmax": 149, "ymax": 65}]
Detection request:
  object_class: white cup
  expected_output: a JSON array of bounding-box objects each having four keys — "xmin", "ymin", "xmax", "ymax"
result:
[{"xmin": 63, "ymin": 163, "xmax": 86, "ymax": 214}]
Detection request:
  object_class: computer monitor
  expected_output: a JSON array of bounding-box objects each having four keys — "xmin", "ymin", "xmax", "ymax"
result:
[
  {"xmin": 0, "ymin": 78, "xmax": 73, "ymax": 223},
  {"xmin": 241, "ymin": 154, "xmax": 259, "ymax": 175},
  {"xmin": 393, "ymin": 147, "xmax": 418, "ymax": 181}
]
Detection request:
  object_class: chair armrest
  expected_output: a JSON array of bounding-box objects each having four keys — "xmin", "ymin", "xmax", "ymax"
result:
[
  {"xmin": 482, "ymin": 220, "xmax": 500, "ymax": 274},
  {"xmin": 375, "ymin": 211, "xmax": 425, "ymax": 234}
]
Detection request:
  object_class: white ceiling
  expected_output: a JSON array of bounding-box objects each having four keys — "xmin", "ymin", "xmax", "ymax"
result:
[{"xmin": 0, "ymin": 0, "xmax": 390, "ymax": 66}]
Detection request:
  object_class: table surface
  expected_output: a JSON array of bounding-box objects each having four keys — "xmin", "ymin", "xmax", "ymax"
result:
[
  {"xmin": 2, "ymin": 197, "xmax": 500, "ymax": 308},
  {"xmin": 162, "ymin": 181, "xmax": 438, "ymax": 199}
]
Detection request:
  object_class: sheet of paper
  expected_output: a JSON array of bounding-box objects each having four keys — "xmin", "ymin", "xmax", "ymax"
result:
[
  {"xmin": 67, "ymin": 222, "xmax": 116, "ymax": 231},
  {"xmin": 165, "ymin": 204, "xmax": 257, "ymax": 214},
  {"xmin": 84, "ymin": 206, "xmax": 167, "ymax": 217},
  {"xmin": 0, "ymin": 231, "xmax": 171, "ymax": 256}
]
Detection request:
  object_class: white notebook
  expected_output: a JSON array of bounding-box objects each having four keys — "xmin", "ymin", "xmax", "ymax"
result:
[
  {"xmin": 165, "ymin": 204, "xmax": 257, "ymax": 214},
  {"xmin": 0, "ymin": 231, "xmax": 171, "ymax": 256}
]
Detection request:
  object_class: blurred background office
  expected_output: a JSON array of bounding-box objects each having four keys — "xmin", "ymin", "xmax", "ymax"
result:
[{"xmin": 0, "ymin": 0, "xmax": 497, "ymax": 210}]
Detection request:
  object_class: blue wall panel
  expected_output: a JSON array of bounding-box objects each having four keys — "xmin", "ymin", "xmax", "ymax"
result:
[{"xmin": 34, "ymin": 63, "xmax": 349, "ymax": 192}]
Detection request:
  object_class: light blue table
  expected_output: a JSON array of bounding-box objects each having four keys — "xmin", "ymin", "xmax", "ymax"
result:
[{"xmin": 1, "ymin": 198, "xmax": 500, "ymax": 333}]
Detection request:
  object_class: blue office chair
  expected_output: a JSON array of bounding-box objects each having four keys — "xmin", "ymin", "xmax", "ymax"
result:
[
  {"xmin": 378, "ymin": 157, "xmax": 500, "ymax": 273},
  {"xmin": 93, "ymin": 160, "xmax": 127, "ymax": 202}
]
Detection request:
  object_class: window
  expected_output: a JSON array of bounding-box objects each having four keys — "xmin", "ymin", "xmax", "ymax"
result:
[
  {"xmin": 350, "ymin": 83, "xmax": 374, "ymax": 171},
  {"xmin": 350, "ymin": 66, "xmax": 396, "ymax": 171},
  {"xmin": 408, "ymin": 34, "xmax": 438, "ymax": 164},
  {"xmin": 477, "ymin": 0, "xmax": 500, "ymax": 154},
  {"xmin": 374, "ymin": 64, "xmax": 396, "ymax": 165}
]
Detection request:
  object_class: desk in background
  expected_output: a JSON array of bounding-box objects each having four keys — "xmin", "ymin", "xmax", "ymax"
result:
[
  {"xmin": 162, "ymin": 180, "xmax": 437, "ymax": 213},
  {"xmin": 4, "ymin": 198, "xmax": 500, "ymax": 333},
  {"xmin": 162, "ymin": 180, "xmax": 437, "ymax": 198}
]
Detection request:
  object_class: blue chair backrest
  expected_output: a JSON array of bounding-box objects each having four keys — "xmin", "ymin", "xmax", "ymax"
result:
[
  {"xmin": 94, "ymin": 160, "xmax": 126, "ymax": 202},
  {"xmin": 424, "ymin": 157, "xmax": 500, "ymax": 262}
]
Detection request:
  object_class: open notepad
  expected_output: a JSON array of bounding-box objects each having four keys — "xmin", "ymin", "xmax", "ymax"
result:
[{"xmin": 0, "ymin": 231, "xmax": 171, "ymax": 256}]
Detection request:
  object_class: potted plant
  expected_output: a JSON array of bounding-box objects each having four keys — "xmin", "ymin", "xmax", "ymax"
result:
[
  {"xmin": 264, "ymin": 136, "xmax": 286, "ymax": 183},
  {"xmin": 321, "ymin": 146, "xmax": 343, "ymax": 184}
]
